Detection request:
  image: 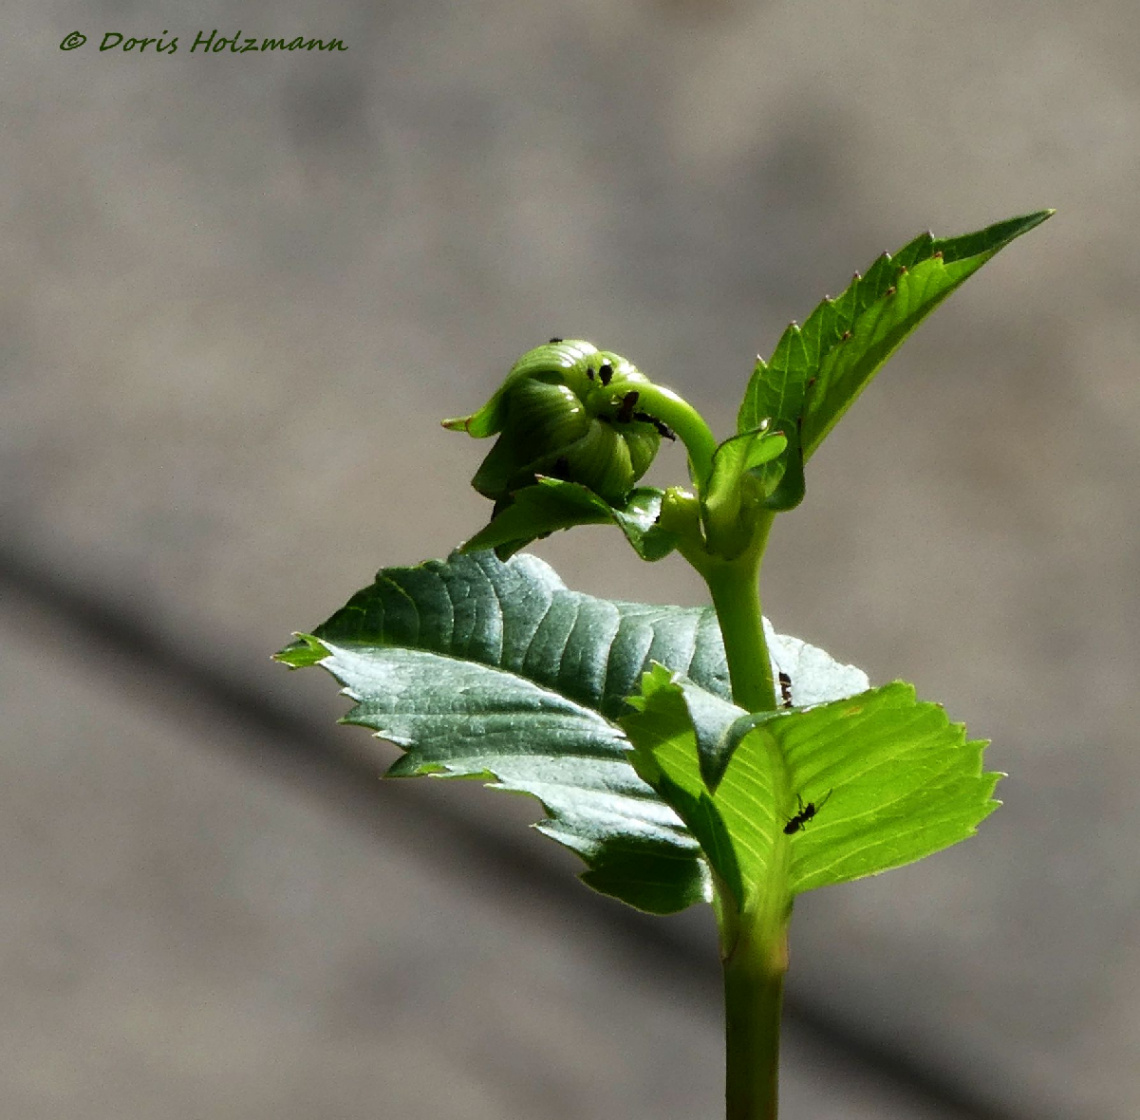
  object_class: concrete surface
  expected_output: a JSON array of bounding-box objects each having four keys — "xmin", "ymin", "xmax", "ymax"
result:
[{"xmin": 3, "ymin": 0, "xmax": 1138, "ymax": 1116}]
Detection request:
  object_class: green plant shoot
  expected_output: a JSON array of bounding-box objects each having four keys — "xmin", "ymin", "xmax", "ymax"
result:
[{"xmin": 277, "ymin": 211, "xmax": 1051, "ymax": 1119}]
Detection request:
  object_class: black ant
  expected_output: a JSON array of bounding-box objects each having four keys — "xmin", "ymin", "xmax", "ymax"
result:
[
  {"xmin": 783, "ymin": 790, "xmax": 833, "ymax": 835},
  {"xmin": 548, "ymin": 336, "xmax": 564, "ymax": 344},
  {"xmin": 616, "ymin": 390, "xmax": 639, "ymax": 423},
  {"xmin": 778, "ymin": 671, "xmax": 792, "ymax": 708},
  {"xmin": 633, "ymin": 411, "xmax": 676, "ymax": 440}
]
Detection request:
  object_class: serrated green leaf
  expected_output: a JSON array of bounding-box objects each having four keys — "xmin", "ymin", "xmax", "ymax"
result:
[
  {"xmin": 461, "ymin": 478, "xmax": 678, "ymax": 561},
  {"xmin": 738, "ymin": 211, "xmax": 1052, "ymax": 465},
  {"xmin": 276, "ymin": 550, "xmax": 868, "ymax": 914},
  {"xmin": 621, "ymin": 671, "xmax": 1001, "ymax": 910},
  {"xmin": 779, "ymin": 683, "xmax": 1001, "ymax": 893}
]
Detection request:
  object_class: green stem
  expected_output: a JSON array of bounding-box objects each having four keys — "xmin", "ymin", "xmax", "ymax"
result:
[
  {"xmin": 699, "ymin": 511, "xmax": 786, "ymax": 1116},
  {"xmin": 668, "ymin": 419, "xmax": 785, "ymax": 1115},
  {"xmin": 722, "ymin": 907, "xmax": 789, "ymax": 1120},
  {"xmin": 720, "ymin": 735, "xmax": 793, "ymax": 1120},
  {"xmin": 702, "ymin": 534, "xmax": 777, "ymax": 713}
]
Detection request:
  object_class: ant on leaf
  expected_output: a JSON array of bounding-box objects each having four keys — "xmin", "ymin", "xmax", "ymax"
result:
[{"xmin": 783, "ymin": 790, "xmax": 833, "ymax": 835}]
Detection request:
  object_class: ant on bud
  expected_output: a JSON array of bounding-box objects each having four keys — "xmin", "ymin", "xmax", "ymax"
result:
[
  {"xmin": 633, "ymin": 411, "xmax": 675, "ymax": 439},
  {"xmin": 778, "ymin": 671, "xmax": 792, "ymax": 708},
  {"xmin": 616, "ymin": 391, "xmax": 639, "ymax": 424}
]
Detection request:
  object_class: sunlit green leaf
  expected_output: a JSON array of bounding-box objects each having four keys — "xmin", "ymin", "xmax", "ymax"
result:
[
  {"xmin": 621, "ymin": 671, "xmax": 1001, "ymax": 909},
  {"xmin": 738, "ymin": 211, "xmax": 1053, "ymax": 472},
  {"xmin": 779, "ymin": 683, "xmax": 1002, "ymax": 893}
]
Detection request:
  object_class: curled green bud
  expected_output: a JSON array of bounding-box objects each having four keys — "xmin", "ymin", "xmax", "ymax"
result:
[{"xmin": 444, "ymin": 340, "xmax": 665, "ymax": 504}]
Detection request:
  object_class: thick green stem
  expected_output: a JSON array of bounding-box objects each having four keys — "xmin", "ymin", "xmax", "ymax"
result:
[
  {"xmin": 720, "ymin": 754, "xmax": 793, "ymax": 1120},
  {"xmin": 668, "ymin": 413, "xmax": 786, "ymax": 1115},
  {"xmin": 723, "ymin": 924, "xmax": 786, "ymax": 1120},
  {"xmin": 702, "ymin": 537, "xmax": 777, "ymax": 713},
  {"xmin": 700, "ymin": 509, "xmax": 786, "ymax": 1117}
]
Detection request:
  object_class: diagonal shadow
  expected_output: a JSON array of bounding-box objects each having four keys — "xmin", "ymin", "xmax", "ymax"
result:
[{"xmin": 0, "ymin": 544, "xmax": 1083, "ymax": 1120}]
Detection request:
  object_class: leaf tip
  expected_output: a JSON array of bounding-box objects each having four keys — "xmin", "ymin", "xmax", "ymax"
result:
[{"xmin": 273, "ymin": 632, "xmax": 329, "ymax": 668}]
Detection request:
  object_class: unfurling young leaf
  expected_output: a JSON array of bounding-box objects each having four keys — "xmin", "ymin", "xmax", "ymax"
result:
[{"xmin": 702, "ymin": 424, "xmax": 789, "ymax": 556}]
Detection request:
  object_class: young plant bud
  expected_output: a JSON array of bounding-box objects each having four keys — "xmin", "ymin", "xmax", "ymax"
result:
[{"xmin": 443, "ymin": 340, "xmax": 664, "ymax": 504}]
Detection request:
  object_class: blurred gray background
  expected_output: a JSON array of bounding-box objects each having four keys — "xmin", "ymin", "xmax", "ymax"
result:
[{"xmin": 2, "ymin": 0, "xmax": 1136, "ymax": 1117}]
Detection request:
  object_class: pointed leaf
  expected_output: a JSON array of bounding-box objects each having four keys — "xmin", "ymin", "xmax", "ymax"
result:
[
  {"xmin": 738, "ymin": 212, "xmax": 1053, "ymax": 463},
  {"xmin": 676, "ymin": 674, "xmax": 757, "ymax": 792},
  {"xmin": 623, "ymin": 666, "xmax": 748, "ymax": 905},
  {"xmin": 778, "ymin": 682, "xmax": 1002, "ymax": 893}
]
